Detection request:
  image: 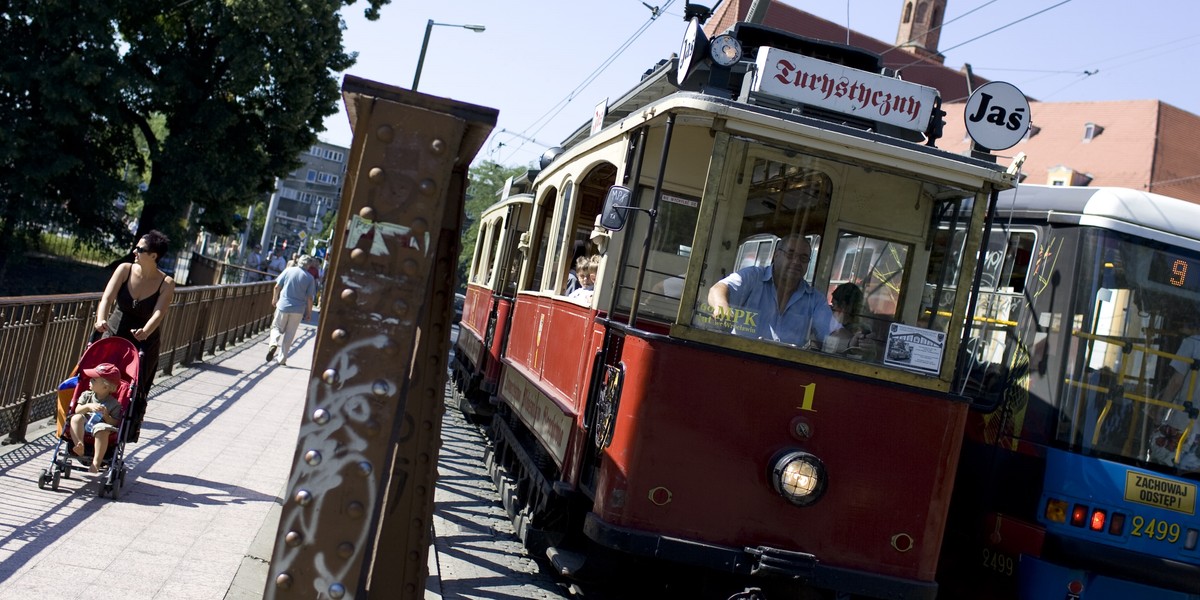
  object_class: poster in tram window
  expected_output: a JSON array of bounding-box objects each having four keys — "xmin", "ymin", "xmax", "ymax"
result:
[{"xmin": 883, "ymin": 323, "xmax": 946, "ymax": 374}]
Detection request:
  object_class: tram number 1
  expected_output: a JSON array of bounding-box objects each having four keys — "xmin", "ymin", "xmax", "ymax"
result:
[
  {"xmin": 981, "ymin": 547, "xmax": 1015, "ymax": 577},
  {"xmin": 799, "ymin": 383, "xmax": 816, "ymax": 412}
]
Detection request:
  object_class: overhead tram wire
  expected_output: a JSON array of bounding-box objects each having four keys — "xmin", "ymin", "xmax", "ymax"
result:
[
  {"xmin": 891, "ymin": 0, "xmax": 1075, "ymax": 74},
  {"xmin": 499, "ymin": 0, "xmax": 676, "ymax": 165}
]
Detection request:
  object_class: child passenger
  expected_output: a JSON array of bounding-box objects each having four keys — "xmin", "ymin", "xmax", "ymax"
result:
[
  {"xmin": 68, "ymin": 363, "xmax": 124, "ymax": 474},
  {"xmin": 568, "ymin": 255, "xmax": 601, "ymax": 305}
]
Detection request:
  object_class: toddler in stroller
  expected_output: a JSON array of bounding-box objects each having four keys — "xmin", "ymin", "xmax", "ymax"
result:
[
  {"xmin": 68, "ymin": 363, "xmax": 124, "ymax": 473},
  {"xmin": 39, "ymin": 336, "xmax": 141, "ymax": 499}
]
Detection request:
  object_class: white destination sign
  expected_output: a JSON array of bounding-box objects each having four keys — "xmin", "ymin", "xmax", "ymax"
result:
[{"xmin": 752, "ymin": 47, "xmax": 938, "ymax": 132}]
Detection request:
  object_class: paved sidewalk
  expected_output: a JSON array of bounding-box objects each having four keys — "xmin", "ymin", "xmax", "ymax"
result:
[
  {"xmin": 0, "ymin": 325, "xmax": 316, "ymax": 600},
  {"xmin": 0, "ymin": 320, "xmax": 574, "ymax": 599}
]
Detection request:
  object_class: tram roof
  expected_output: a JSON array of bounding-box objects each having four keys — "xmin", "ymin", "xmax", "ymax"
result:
[{"xmin": 997, "ymin": 185, "xmax": 1200, "ymax": 250}]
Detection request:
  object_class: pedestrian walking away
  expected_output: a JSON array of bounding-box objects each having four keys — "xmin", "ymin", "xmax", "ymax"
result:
[{"xmin": 267, "ymin": 255, "xmax": 317, "ymax": 367}]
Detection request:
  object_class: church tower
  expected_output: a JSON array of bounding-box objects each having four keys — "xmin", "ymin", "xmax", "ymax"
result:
[{"xmin": 895, "ymin": 0, "xmax": 947, "ymax": 64}]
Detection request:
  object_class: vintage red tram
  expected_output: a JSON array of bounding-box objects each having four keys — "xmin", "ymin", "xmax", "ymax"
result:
[
  {"xmin": 459, "ymin": 19, "xmax": 1019, "ymax": 599},
  {"xmin": 451, "ymin": 171, "xmax": 535, "ymax": 421}
]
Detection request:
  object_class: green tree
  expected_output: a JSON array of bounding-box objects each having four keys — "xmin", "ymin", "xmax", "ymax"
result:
[
  {"xmin": 0, "ymin": 1, "xmax": 140, "ymax": 281},
  {"xmin": 116, "ymin": 0, "xmax": 389, "ymax": 246},
  {"xmin": 459, "ymin": 161, "xmax": 530, "ymax": 291},
  {"xmin": 0, "ymin": 0, "xmax": 389, "ymax": 283}
]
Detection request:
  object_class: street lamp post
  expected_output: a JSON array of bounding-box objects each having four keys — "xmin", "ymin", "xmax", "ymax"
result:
[{"xmin": 412, "ymin": 19, "xmax": 486, "ymax": 91}]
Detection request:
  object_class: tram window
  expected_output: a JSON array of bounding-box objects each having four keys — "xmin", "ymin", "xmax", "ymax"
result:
[
  {"xmin": 692, "ymin": 155, "xmax": 832, "ymax": 348},
  {"xmin": 526, "ymin": 190, "xmax": 556, "ymax": 292},
  {"xmin": 484, "ymin": 216, "xmax": 505, "ymax": 285},
  {"xmin": 549, "ymin": 182, "xmax": 575, "ymax": 293},
  {"xmin": 615, "ymin": 187, "xmax": 700, "ymax": 320},
  {"xmin": 470, "ymin": 221, "xmax": 489, "ymax": 284}
]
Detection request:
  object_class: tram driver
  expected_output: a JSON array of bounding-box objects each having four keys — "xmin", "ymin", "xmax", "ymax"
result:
[{"xmin": 707, "ymin": 233, "xmax": 836, "ymax": 348}]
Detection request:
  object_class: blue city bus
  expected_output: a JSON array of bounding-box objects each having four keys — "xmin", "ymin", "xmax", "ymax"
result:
[{"xmin": 938, "ymin": 184, "xmax": 1200, "ymax": 599}]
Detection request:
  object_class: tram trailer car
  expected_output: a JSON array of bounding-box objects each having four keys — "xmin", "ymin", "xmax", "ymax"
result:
[
  {"xmin": 451, "ymin": 173, "xmax": 535, "ymax": 422},
  {"xmin": 938, "ymin": 185, "xmax": 1200, "ymax": 599},
  {"xmin": 468, "ymin": 19, "xmax": 1019, "ymax": 599}
]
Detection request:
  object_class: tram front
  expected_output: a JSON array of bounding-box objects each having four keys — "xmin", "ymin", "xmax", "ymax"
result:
[{"xmin": 576, "ymin": 27, "xmax": 1018, "ymax": 599}]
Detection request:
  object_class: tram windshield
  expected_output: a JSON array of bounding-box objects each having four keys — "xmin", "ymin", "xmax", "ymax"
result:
[
  {"xmin": 688, "ymin": 147, "xmax": 980, "ymax": 376},
  {"xmin": 1051, "ymin": 229, "xmax": 1200, "ymax": 476}
]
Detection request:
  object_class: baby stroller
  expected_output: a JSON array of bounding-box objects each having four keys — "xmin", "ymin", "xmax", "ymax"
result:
[{"xmin": 37, "ymin": 336, "xmax": 141, "ymax": 500}]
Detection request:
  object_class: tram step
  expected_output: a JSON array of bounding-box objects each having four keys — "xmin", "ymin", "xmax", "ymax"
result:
[{"xmin": 546, "ymin": 545, "xmax": 587, "ymax": 577}]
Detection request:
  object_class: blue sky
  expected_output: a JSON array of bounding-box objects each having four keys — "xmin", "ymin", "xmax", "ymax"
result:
[{"xmin": 321, "ymin": 0, "xmax": 1200, "ymax": 167}]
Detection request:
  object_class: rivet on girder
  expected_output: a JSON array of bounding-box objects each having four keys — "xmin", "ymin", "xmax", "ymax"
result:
[
  {"xmin": 275, "ymin": 573, "xmax": 293, "ymax": 589},
  {"xmin": 294, "ymin": 489, "xmax": 313, "ymax": 506},
  {"xmin": 304, "ymin": 450, "xmax": 322, "ymax": 466},
  {"xmin": 312, "ymin": 408, "xmax": 331, "ymax": 425},
  {"xmin": 357, "ymin": 461, "xmax": 373, "ymax": 476},
  {"xmin": 285, "ymin": 531, "xmax": 303, "ymax": 547},
  {"xmin": 328, "ymin": 582, "xmax": 347, "ymax": 599},
  {"xmin": 372, "ymin": 380, "xmax": 391, "ymax": 397},
  {"xmin": 322, "ymin": 369, "xmax": 339, "ymax": 385},
  {"xmin": 376, "ymin": 125, "xmax": 395, "ymax": 143}
]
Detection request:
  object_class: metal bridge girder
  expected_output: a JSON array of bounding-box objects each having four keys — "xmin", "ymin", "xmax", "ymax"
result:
[{"xmin": 266, "ymin": 77, "xmax": 496, "ymax": 600}]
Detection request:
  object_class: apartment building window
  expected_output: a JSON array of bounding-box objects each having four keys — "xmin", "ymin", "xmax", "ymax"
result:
[{"xmin": 307, "ymin": 169, "xmax": 317, "ymax": 182}]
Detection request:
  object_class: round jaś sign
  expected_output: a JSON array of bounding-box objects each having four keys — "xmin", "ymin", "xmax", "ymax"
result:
[{"xmin": 964, "ymin": 81, "xmax": 1031, "ymax": 151}]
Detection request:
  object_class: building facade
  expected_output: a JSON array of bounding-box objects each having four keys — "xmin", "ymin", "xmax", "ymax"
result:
[{"xmin": 262, "ymin": 140, "xmax": 348, "ymax": 258}]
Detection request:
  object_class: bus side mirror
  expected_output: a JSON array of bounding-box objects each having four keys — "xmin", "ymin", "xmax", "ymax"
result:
[{"xmin": 599, "ymin": 186, "xmax": 633, "ymax": 231}]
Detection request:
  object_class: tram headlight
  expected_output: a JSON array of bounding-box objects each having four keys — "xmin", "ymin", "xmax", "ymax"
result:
[{"xmin": 770, "ymin": 451, "xmax": 827, "ymax": 506}]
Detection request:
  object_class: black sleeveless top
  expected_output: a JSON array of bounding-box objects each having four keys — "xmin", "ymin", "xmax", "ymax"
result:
[{"xmin": 112, "ymin": 267, "xmax": 165, "ymax": 343}]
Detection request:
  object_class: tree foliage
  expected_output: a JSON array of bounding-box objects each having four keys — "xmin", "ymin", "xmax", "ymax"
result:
[
  {"xmin": 458, "ymin": 160, "xmax": 530, "ymax": 291},
  {"xmin": 0, "ymin": 0, "xmax": 390, "ymax": 283}
]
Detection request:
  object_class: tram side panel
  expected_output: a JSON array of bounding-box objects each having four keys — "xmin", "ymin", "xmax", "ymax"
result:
[
  {"xmin": 499, "ymin": 295, "xmax": 601, "ymax": 470},
  {"xmin": 590, "ymin": 332, "xmax": 968, "ymax": 585}
]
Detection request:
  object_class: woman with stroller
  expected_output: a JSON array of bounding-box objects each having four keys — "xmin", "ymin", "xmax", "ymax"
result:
[
  {"xmin": 68, "ymin": 363, "xmax": 124, "ymax": 473},
  {"xmin": 93, "ymin": 230, "xmax": 175, "ymax": 441}
]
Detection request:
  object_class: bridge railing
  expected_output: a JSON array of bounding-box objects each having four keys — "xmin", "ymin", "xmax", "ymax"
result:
[{"xmin": 0, "ymin": 281, "xmax": 275, "ymax": 444}]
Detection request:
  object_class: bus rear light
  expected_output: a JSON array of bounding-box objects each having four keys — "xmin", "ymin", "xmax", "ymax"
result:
[
  {"xmin": 1186, "ymin": 528, "xmax": 1199, "ymax": 551},
  {"xmin": 1045, "ymin": 498, "xmax": 1068, "ymax": 523},
  {"xmin": 1108, "ymin": 512, "xmax": 1125, "ymax": 536},
  {"xmin": 1089, "ymin": 509, "xmax": 1106, "ymax": 532},
  {"xmin": 1070, "ymin": 504, "xmax": 1089, "ymax": 527}
]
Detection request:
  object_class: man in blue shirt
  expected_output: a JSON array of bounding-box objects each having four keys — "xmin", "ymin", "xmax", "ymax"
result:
[
  {"xmin": 706, "ymin": 233, "xmax": 835, "ymax": 347},
  {"xmin": 267, "ymin": 256, "xmax": 316, "ymax": 367}
]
